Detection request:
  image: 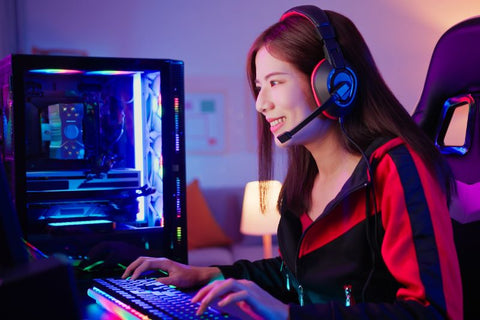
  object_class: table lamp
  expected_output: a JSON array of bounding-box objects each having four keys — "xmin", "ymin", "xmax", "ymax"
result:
[{"xmin": 240, "ymin": 180, "xmax": 282, "ymax": 259}]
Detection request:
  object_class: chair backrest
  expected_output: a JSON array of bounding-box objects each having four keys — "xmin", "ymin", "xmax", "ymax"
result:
[
  {"xmin": 412, "ymin": 16, "xmax": 480, "ymax": 320},
  {"xmin": 413, "ymin": 16, "xmax": 480, "ymax": 223}
]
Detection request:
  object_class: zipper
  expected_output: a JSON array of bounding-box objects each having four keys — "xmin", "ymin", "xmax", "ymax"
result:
[
  {"xmin": 298, "ymin": 285, "xmax": 304, "ymax": 306},
  {"xmin": 344, "ymin": 284, "xmax": 354, "ymax": 307},
  {"xmin": 280, "ymin": 260, "xmax": 303, "ymax": 305},
  {"xmin": 286, "ymin": 273, "xmax": 290, "ymax": 291},
  {"xmin": 280, "ymin": 261, "xmax": 291, "ymax": 291}
]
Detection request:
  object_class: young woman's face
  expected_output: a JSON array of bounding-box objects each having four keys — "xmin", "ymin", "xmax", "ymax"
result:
[{"xmin": 254, "ymin": 46, "xmax": 327, "ymax": 147}]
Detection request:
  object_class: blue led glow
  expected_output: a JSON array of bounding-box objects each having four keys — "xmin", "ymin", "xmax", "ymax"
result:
[
  {"xmin": 85, "ymin": 70, "xmax": 138, "ymax": 76},
  {"xmin": 48, "ymin": 219, "xmax": 112, "ymax": 227}
]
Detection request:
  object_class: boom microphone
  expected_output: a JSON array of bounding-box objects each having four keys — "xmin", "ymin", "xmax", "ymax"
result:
[{"xmin": 277, "ymin": 81, "xmax": 352, "ymax": 143}]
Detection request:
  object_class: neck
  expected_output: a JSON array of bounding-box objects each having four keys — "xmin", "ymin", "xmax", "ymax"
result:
[{"xmin": 306, "ymin": 124, "xmax": 360, "ymax": 179}]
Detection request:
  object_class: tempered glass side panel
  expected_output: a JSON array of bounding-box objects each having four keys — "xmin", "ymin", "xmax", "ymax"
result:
[
  {"xmin": 24, "ymin": 72, "xmax": 137, "ymax": 171},
  {"xmin": 0, "ymin": 54, "xmax": 187, "ymax": 277}
]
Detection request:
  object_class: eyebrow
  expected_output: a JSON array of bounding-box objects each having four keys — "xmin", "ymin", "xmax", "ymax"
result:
[{"xmin": 255, "ymin": 71, "xmax": 289, "ymax": 84}]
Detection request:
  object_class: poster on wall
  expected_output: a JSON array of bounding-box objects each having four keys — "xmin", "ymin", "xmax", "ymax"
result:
[{"xmin": 185, "ymin": 92, "xmax": 225, "ymax": 154}]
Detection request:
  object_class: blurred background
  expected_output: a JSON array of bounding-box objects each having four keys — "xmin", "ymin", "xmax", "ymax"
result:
[{"xmin": 1, "ymin": 0, "xmax": 479, "ymax": 188}]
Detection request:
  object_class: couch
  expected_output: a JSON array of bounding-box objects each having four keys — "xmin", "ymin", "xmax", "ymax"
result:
[{"xmin": 186, "ymin": 179, "xmax": 278, "ymax": 267}]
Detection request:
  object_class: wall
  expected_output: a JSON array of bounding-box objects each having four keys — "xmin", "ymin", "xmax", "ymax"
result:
[
  {"xmin": 8, "ymin": 0, "xmax": 480, "ymax": 188},
  {"xmin": 0, "ymin": 0, "xmax": 18, "ymax": 59}
]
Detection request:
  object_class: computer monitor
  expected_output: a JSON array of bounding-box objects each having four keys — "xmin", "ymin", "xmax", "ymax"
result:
[{"xmin": 0, "ymin": 54, "xmax": 187, "ymax": 278}]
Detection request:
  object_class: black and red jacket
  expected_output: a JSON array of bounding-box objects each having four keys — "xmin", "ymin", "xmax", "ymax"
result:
[{"xmin": 219, "ymin": 137, "xmax": 462, "ymax": 319}]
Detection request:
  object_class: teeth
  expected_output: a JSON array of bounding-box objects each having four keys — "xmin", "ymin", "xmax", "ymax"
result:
[{"xmin": 270, "ymin": 117, "xmax": 285, "ymax": 127}]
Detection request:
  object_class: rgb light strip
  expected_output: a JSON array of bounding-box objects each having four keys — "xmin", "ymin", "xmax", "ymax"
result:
[{"xmin": 87, "ymin": 287, "xmax": 150, "ymax": 320}]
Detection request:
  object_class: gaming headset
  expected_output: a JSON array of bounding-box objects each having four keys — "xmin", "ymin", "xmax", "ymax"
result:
[{"xmin": 280, "ymin": 5, "xmax": 358, "ymax": 120}]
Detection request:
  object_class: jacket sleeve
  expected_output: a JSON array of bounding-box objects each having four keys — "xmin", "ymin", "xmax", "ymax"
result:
[
  {"xmin": 217, "ymin": 257, "xmax": 298, "ymax": 304},
  {"xmin": 288, "ymin": 144, "xmax": 463, "ymax": 319},
  {"xmin": 373, "ymin": 144, "xmax": 462, "ymax": 319}
]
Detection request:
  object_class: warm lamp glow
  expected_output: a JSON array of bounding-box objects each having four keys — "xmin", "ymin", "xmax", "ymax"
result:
[{"xmin": 240, "ymin": 180, "xmax": 282, "ymax": 258}]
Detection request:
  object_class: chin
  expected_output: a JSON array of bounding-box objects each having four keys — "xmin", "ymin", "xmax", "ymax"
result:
[{"xmin": 274, "ymin": 135, "xmax": 291, "ymax": 148}]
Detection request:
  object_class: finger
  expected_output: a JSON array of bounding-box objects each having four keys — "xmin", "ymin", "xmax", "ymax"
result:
[
  {"xmin": 129, "ymin": 261, "xmax": 154, "ymax": 280},
  {"xmin": 155, "ymin": 275, "xmax": 178, "ymax": 287},
  {"xmin": 191, "ymin": 280, "xmax": 219, "ymax": 302},
  {"xmin": 217, "ymin": 290, "xmax": 248, "ymax": 308},
  {"xmin": 194, "ymin": 279, "xmax": 238, "ymax": 315},
  {"xmin": 217, "ymin": 287, "xmax": 266, "ymax": 320},
  {"xmin": 193, "ymin": 282, "xmax": 223, "ymax": 315},
  {"xmin": 121, "ymin": 256, "xmax": 146, "ymax": 279},
  {"xmin": 125, "ymin": 257, "xmax": 171, "ymax": 280},
  {"xmin": 235, "ymin": 301, "xmax": 264, "ymax": 320}
]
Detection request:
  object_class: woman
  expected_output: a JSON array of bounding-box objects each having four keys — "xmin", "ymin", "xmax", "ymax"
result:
[{"xmin": 123, "ymin": 5, "xmax": 462, "ymax": 319}]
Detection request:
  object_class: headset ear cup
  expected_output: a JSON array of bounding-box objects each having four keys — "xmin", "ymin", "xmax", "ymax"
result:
[
  {"xmin": 311, "ymin": 59, "xmax": 331, "ymax": 106},
  {"xmin": 311, "ymin": 59, "xmax": 358, "ymax": 119},
  {"xmin": 311, "ymin": 59, "xmax": 339, "ymax": 119}
]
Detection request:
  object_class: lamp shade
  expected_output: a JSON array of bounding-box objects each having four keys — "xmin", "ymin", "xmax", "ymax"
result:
[{"xmin": 240, "ymin": 180, "xmax": 282, "ymax": 236}]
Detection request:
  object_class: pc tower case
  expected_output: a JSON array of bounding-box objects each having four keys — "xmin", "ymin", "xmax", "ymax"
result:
[{"xmin": 0, "ymin": 54, "xmax": 187, "ymax": 277}]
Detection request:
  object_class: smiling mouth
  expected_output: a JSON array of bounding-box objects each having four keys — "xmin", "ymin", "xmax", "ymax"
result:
[
  {"xmin": 270, "ymin": 117, "xmax": 285, "ymax": 127},
  {"xmin": 269, "ymin": 117, "xmax": 286, "ymax": 133}
]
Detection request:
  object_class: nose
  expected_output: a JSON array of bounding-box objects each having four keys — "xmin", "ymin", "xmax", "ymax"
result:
[{"xmin": 255, "ymin": 90, "xmax": 273, "ymax": 113}]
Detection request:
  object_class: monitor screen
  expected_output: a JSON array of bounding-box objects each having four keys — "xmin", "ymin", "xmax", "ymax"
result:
[{"xmin": 0, "ymin": 54, "xmax": 187, "ymax": 278}]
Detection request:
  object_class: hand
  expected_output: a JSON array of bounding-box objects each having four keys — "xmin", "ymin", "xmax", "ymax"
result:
[
  {"xmin": 121, "ymin": 256, "xmax": 222, "ymax": 289},
  {"xmin": 192, "ymin": 278, "xmax": 289, "ymax": 320}
]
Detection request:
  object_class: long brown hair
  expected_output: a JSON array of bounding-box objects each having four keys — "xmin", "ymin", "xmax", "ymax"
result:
[{"xmin": 247, "ymin": 10, "xmax": 455, "ymax": 216}]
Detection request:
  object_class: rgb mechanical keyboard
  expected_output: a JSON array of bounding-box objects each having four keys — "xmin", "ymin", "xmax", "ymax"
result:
[{"xmin": 88, "ymin": 278, "xmax": 241, "ymax": 319}]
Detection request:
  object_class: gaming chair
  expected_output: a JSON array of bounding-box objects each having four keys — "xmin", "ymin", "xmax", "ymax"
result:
[{"xmin": 412, "ymin": 15, "xmax": 480, "ymax": 320}]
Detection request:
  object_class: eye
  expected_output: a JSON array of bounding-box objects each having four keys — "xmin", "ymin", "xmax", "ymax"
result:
[{"xmin": 270, "ymin": 80, "xmax": 280, "ymax": 87}]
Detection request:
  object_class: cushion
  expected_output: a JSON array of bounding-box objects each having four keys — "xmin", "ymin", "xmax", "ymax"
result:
[{"xmin": 186, "ymin": 179, "xmax": 232, "ymax": 250}]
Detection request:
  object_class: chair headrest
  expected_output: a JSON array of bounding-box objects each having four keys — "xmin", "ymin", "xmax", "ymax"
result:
[{"xmin": 413, "ymin": 16, "xmax": 480, "ymax": 137}]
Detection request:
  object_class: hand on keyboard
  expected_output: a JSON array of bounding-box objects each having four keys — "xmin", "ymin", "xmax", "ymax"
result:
[
  {"xmin": 192, "ymin": 278, "xmax": 289, "ymax": 319},
  {"xmin": 121, "ymin": 256, "xmax": 223, "ymax": 289}
]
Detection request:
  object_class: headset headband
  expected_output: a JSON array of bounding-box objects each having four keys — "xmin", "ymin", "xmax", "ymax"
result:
[{"xmin": 281, "ymin": 5, "xmax": 346, "ymax": 69}]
